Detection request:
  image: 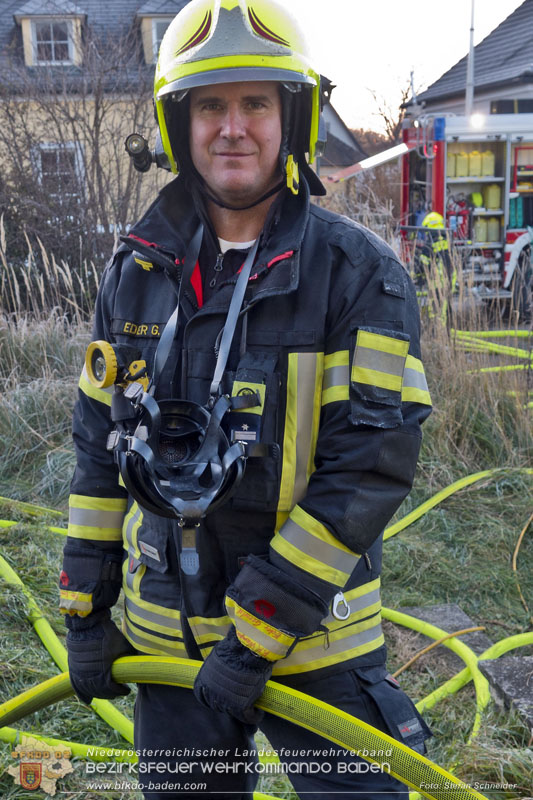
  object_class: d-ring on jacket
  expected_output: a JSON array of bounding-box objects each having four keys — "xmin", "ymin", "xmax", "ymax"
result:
[{"xmin": 60, "ymin": 176, "xmax": 432, "ymax": 686}]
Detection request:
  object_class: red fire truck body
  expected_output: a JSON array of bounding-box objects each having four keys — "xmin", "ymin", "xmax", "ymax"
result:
[{"xmin": 400, "ymin": 113, "xmax": 533, "ymax": 304}]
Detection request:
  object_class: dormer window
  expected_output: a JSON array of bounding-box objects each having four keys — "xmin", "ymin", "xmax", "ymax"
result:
[
  {"xmin": 152, "ymin": 18, "xmax": 171, "ymax": 61},
  {"xmin": 14, "ymin": 2, "xmax": 85, "ymax": 68},
  {"xmin": 33, "ymin": 19, "xmax": 73, "ymax": 64}
]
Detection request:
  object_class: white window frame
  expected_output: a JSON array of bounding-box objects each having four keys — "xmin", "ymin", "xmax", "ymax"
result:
[
  {"xmin": 151, "ymin": 17, "xmax": 172, "ymax": 62},
  {"xmin": 31, "ymin": 18, "xmax": 74, "ymax": 66},
  {"xmin": 33, "ymin": 141, "xmax": 85, "ymax": 203}
]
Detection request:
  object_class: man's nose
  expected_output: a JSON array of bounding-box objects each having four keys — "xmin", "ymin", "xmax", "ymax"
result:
[{"xmin": 220, "ymin": 105, "xmax": 246, "ymax": 139}]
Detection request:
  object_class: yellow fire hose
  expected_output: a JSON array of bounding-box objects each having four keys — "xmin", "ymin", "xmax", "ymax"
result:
[
  {"xmin": 2, "ymin": 465, "xmax": 532, "ymax": 798},
  {"xmin": 0, "ymin": 658, "xmax": 489, "ymax": 800}
]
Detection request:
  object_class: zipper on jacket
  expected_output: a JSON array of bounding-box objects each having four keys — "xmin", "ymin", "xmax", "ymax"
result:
[{"xmin": 209, "ymin": 252, "xmax": 224, "ymax": 289}]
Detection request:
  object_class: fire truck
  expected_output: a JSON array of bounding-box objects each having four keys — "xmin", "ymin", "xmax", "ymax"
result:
[{"xmin": 329, "ymin": 113, "xmax": 533, "ymax": 319}]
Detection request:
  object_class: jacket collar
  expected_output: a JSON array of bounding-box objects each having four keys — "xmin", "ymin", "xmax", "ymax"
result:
[{"xmin": 128, "ymin": 174, "xmax": 310, "ymax": 266}]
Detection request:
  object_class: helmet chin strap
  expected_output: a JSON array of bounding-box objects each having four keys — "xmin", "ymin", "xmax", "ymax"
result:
[{"xmin": 199, "ymin": 176, "xmax": 286, "ymax": 211}]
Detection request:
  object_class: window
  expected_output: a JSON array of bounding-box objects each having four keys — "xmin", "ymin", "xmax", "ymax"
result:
[
  {"xmin": 490, "ymin": 98, "xmax": 533, "ymax": 114},
  {"xmin": 33, "ymin": 20, "xmax": 73, "ymax": 65},
  {"xmin": 152, "ymin": 18, "xmax": 171, "ymax": 60},
  {"xmin": 35, "ymin": 143, "xmax": 84, "ymax": 202}
]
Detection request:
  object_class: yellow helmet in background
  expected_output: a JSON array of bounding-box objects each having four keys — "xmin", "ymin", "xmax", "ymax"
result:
[
  {"xmin": 422, "ymin": 211, "xmax": 446, "ymax": 229},
  {"xmin": 154, "ymin": 0, "xmax": 324, "ymax": 194}
]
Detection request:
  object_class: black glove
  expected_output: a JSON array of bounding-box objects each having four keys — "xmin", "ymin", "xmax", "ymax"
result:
[
  {"xmin": 193, "ymin": 627, "xmax": 272, "ymax": 725},
  {"xmin": 67, "ymin": 616, "xmax": 135, "ymax": 704}
]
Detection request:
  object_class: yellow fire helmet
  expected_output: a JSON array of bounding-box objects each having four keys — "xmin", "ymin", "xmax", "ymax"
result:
[
  {"xmin": 154, "ymin": 0, "xmax": 326, "ymax": 196},
  {"xmin": 422, "ymin": 211, "xmax": 446, "ymax": 229}
]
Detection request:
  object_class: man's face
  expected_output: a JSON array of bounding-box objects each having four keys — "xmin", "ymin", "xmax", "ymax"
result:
[{"xmin": 189, "ymin": 81, "xmax": 282, "ymax": 206}]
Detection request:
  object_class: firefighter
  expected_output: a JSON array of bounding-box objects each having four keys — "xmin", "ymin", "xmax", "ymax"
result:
[
  {"xmin": 60, "ymin": 1, "xmax": 433, "ymax": 797},
  {"xmin": 418, "ymin": 211, "xmax": 456, "ymax": 323}
]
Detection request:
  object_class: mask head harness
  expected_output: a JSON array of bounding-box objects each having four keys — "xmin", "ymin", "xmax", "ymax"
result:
[{"xmin": 97, "ymin": 225, "xmax": 262, "ymax": 524}]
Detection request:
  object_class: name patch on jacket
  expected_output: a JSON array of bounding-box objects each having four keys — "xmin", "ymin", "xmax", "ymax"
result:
[{"xmin": 111, "ymin": 319, "xmax": 163, "ymax": 338}]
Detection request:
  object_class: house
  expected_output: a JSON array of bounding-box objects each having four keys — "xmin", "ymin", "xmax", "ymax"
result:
[
  {"xmin": 407, "ymin": 0, "xmax": 533, "ymax": 117},
  {"xmin": 0, "ymin": 0, "xmax": 361, "ymax": 260}
]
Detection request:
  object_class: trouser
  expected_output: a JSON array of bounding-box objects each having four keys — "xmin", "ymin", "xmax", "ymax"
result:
[{"xmin": 134, "ymin": 665, "xmax": 431, "ymax": 799}]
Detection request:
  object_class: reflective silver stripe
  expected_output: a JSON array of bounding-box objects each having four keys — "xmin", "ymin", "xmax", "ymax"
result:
[
  {"xmin": 354, "ymin": 346, "xmax": 406, "ymax": 377},
  {"xmin": 323, "ymin": 363, "xmax": 349, "ymax": 391},
  {"xmin": 188, "ymin": 616, "xmax": 231, "ymax": 644},
  {"xmin": 69, "ymin": 507, "xmax": 126, "ymax": 529},
  {"xmin": 124, "ymin": 617, "xmax": 187, "ymax": 657},
  {"xmin": 294, "ymin": 352, "xmax": 322, "ymax": 502},
  {"xmin": 280, "ymin": 517, "xmax": 359, "ymax": 580},
  {"xmin": 125, "ymin": 594, "xmax": 182, "ymax": 636},
  {"xmin": 230, "ymin": 613, "xmax": 294, "ymax": 660},
  {"xmin": 403, "ymin": 365, "xmax": 428, "ymax": 392},
  {"xmin": 123, "ymin": 503, "xmax": 142, "ymax": 554},
  {"xmin": 323, "ymin": 587, "xmax": 381, "ymax": 626},
  {"xmin": 273, "ymin": 617, "xmax": 384, "ymax": 674},
  {"xmin": 278, "ymin": 352, "xmax": 324, "ymax": 511}
]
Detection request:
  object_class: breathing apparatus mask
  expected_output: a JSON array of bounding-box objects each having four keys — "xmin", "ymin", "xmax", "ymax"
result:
[{"xmin": 85, "ymin": 226, "xmax": 263, "ymax": 525}]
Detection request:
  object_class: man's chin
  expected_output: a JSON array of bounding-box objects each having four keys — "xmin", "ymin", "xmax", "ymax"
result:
[{"xmin": 208, "ymin": 180, "xmax": 280, "ymax": 208}]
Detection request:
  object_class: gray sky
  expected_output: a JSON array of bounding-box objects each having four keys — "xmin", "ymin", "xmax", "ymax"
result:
[{"xmin": 284, "ymin": 0, "xmax": 525, "ymax": 131}]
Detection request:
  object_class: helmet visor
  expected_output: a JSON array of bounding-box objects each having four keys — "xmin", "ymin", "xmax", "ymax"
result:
[{"xmin": 157, "ymin": 66, "xmax": 316, "ymax": 98}]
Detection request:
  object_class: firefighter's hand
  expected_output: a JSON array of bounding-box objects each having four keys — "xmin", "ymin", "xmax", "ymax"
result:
[
  {"xmin": 67, "ymin": 617, "xmax": 135, "ymax": 704},
  {"xmin": 193, "ymin": 627, "xmax": 272, "ymax": 725}
]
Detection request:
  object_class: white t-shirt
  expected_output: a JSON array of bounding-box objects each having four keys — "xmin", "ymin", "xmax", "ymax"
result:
[{"xmin": 218, "ymin": 237, "xmax": 256, "ymax": 254}]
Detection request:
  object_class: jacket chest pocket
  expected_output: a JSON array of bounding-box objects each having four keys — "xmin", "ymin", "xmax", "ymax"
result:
[{"xmin": 225, "ymin": 351, "xmax": 281, "ymax": 512}]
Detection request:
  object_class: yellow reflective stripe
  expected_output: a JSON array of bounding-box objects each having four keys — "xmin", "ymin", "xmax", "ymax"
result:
[
  {"xmin": 322, "ymin": 385, "xmax": 349, "ymax": 405},
  {"xmin": 271, "ymin": 505, "xmax": 360, "ymax": 587},
  {"xmin": 402, "ymin": 355, "xmax": 432, "ymax": 406},
  {"xmin": 79, "ymin": 365, "xmax": 112, "ymax": 406},
  {"xmin": 68, "ymin": 494, "xmax": 126, "ymax": 541},
  {"xmin": 59, "ymin": 589, "xmax": 92, "ymax": 616},
  {"xmin": 278, "ymin": 352, "xmax": 298, "ymax": 510},
  {"xmin": 322, "ymin": 578, "xmax": 381, "ymax": 630},
  {"xmin": 187, "ymin": 614, "xmax": 231, "ymax": 644},
  {"xmin": 124, "ymin": 615, "xmax": 188, "ymax": 657},
  {"xmin": 307, "ymin": 354, "xmax": 323, "ymax": 484},
  {"xmin": 357, "ymin": 330, "xmax": 409, "ymax": 358},
  {"xmin": 226, "ymin": 597, "xmax": 295, "ymax": 661},
  {"xmin": 352, "ymin": 365, "xmax": 403, "ymax": 392},
  {"xmin": 231, "ymin": 381, "xmax": 265, "ymax": 415},
  {"xmin": 67, "ymin": 524, "xmax": 123, "ymax": 541},
  {"xmin": 122, "ymin": 576, "xmax": 182, "ymax": 621},
  {"xmin": 124, "ymin": 595, "xmax": 182, "ymax": 637},
  {"xmin": 273, "ymin": 614, "xmax": 384, "ymax": 675},
  {"xmin": 122, "ymin": 502, "xmax": 143, "ymax": 558},
  {"xmin": 277, "ymin": 352, "xmax": 323, "ymax": 512},
  {"xmin": 322, "ymin": 350, "xmax": 349, "ymax": 405},
  {"xmin": 70, "ymin": 495, "xmax": 127, "ymax": 512},
  {"xmin": 352, "ymin": 330, "xmax": 409, "ymax": 392}
]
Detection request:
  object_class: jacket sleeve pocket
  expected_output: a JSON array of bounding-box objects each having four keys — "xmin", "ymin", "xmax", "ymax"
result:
[
  {"xmin": 349, "ymin": 326, "xmax": 410, "ymax": 429},
  {"xmin": 354, "ymin": 665, "xmax": 432, "ymax": 754}
]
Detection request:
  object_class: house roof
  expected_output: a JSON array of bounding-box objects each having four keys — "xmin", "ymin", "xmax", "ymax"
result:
[
  {"xmin": 416, "ymin": 0, "xmax": 533, "ymax": 105},
  {"xmin": 14, "ymin": 0, "xmax": 86, "ymax": 17},
  {"xmin": 137, "ymin": 0, "xmax": 184, "ymax": 14},
  {"xmin": 0, "ymin": 0, "xmax": 359, "ymax": 167},
  {"xmin": 322, "ymin": 103, "xmax": 367, "ymax": 167}
]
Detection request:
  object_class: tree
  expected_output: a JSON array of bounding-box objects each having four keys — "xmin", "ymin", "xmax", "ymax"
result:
[{"xmin": 0, "ymin": 23, "xmax": 168, "ymax": 278}]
